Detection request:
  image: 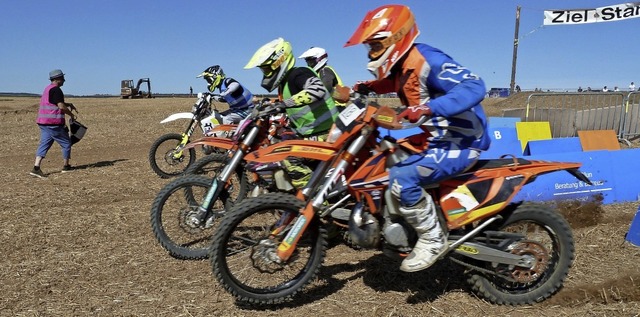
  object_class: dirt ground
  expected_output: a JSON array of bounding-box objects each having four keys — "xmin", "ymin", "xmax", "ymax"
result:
[{"xmin": 2, "ymin": 95, "xmax": 640, "ymax": 317}]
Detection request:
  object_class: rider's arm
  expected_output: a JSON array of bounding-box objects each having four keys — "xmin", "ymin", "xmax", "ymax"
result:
[
  {"xmin": 419, "ymin": 45, "xmax": 486, "ymax": 117},
  {"xmin": 362, "ymin": 77, "xmax": 395, "ymax": 94},
  {"xmin": 282, "ymin": 68, "xmax": 327, "ymax": 108},
  {"xmin": 219, "ymin": 79, "xmax": 240, "ymax": 98}
]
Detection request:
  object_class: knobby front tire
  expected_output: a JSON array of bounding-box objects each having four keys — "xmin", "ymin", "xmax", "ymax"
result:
[
  {"xmin": 150, "ymin": 175, "xmax": 231, "ymax": 260},
  {"xmin": 210, "ymin": 192, "xmax": 327, "ymax": 305},
  {"xmin": 149, "ymin": 133, "xmax": 196, "ymax": 178}
]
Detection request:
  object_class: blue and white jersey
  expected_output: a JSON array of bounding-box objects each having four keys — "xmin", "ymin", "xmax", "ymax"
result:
[
  {"xmin": 367, "ymin": 43, "xmax": 490, "ymax": 151},
  {"xmin": 220, "ymin": 78, "xmax": 254, "ymax": 110}
]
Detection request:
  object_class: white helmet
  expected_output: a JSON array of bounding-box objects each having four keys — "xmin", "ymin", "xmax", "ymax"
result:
[{"xmin": 298, "ymin": 47, "xmax": 328, "ymax": 72}]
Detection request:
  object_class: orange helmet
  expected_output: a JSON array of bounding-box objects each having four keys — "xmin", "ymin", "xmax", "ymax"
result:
[{"xmin": 345, "ymin": 4, "xmax": 420, "ymax": 79}]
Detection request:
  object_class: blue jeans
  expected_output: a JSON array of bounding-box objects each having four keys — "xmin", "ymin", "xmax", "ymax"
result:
[
  {"xmin": 36, "ymin": 124, "xmax": 72, "ymax": 159},
  {"xmin": 389, "ymin": 142, "xmax": 480, "ymax": 206}
]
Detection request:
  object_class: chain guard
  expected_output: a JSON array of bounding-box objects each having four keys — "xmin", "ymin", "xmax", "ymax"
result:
[{"xmin": 450, "ymin": 239, "xmax": 550, "ymax": 283}]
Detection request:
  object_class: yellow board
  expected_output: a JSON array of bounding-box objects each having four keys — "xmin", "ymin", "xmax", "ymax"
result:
[
  {"xmin": 515, "ymin": 121, "xmax": 552, "ymax": 151},
  {"xmin": 577, "ymin": 130, "xmax": 620, "ymax": 151}
]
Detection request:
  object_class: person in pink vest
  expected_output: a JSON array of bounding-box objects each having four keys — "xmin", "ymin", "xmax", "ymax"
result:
[{"xmin": 30, "ymin": 69, "xmax": 77, "ymax": 178}]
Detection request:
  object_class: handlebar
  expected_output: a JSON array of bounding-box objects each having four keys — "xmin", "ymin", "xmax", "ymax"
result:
[
  {"xmin": 394, "ymin": 116, "xmax": 429, "ymax": 130},
  {"xmin": 251, "ymin": 102, "xmax": 285, "ymax": 118},
  {"xmin": 196, "ymin": 92, "xmax": 222, "ymax": 100}
]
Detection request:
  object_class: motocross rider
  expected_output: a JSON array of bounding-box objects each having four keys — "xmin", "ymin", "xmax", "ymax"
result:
[
  {"xmin": 197, "ymin": 65, "xmax": 254, "ymax": 124},
  {"xmin": 298, "ymin": 47, "xmax": 346, "ymax": 108},
  {"xmin": 245, "ymin": 37, "xmax": 340, "ymax": 188},
  {"xmin": 346, "ymin": 4, "xmax": 491, "ymax": 272}
]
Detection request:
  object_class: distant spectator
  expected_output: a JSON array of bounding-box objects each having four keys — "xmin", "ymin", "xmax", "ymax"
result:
[
  {"xmin": 578, "ymin": 86, "xmax": 583, "ymax": 92},
  {"xmin": 587, "ymin": 87, "xmax": 592, "ymax": 92},
  {"xmin": 602, "ymin": 86, "xmax": 609, "ymax": 92},
  {"xmin": 614, "ymin": 86, "xmax": 619, "ymax": 92},
  {"xmin": 515, "ymin": 85, "xmax": 521, "ymax": 92},
  {"xmin": 630, "ymin": 82, "xmax": 636, "ymax": 91}
]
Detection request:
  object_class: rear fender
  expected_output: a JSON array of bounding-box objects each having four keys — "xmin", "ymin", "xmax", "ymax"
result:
[
  {"xmin": 245, "ymin": 140, "xmax": 340, "ymax": 163},
  {"xmin": 183, "ymin": 136, "xmax": 235, "ymax": 150},
  {"xmin": 160, "ymin": 112, "xmax": 193, "ymax": 123},
  {"xmin": 441, "ymin": 159, "xmax": 586, "ymax": 229}
]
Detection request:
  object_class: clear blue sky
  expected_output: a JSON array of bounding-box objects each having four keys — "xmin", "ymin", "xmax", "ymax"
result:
[{"xmin": 1, "ymin": 0, "xmax": 638, "ymax": 95}]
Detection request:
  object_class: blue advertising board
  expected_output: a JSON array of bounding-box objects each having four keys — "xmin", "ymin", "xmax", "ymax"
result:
[
  {"xmin": 523, "ymin": 137, "xmax": 583, "ymax": 156},
  {"xmin": 481, "ymin": 127, "xmax": 523, "ymax": 159}
]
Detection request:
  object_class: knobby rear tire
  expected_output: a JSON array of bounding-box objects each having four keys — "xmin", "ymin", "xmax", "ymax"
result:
[{"xmin": 467, "ymin": 203, "xmax": 575, "ymax": 305}]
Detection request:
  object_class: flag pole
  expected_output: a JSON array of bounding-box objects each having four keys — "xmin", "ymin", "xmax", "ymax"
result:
[{"xmin": 510, "ymin": 6, "xmax": 521, "ymax": 94}]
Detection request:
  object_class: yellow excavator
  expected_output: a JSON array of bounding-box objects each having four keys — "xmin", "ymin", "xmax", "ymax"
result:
[{"xmin": 121, "ymin": 78, "xmax": 152, "ymax": 99}]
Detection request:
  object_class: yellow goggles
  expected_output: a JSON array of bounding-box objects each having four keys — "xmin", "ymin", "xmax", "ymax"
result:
[{"xmin": 259, "ymin": 64, "xmax": 274, "ymax": 77}]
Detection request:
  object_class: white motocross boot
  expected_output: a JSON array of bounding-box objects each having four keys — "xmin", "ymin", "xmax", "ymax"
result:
[{"xmin": 399, "ymin": 193, "xmax": 447, "ymax": 272}]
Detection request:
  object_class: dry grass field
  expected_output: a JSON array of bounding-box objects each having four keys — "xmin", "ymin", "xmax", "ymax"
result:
[{"xmin": 1, "ymin": 95, "xmax": 640, "ymax": 316}]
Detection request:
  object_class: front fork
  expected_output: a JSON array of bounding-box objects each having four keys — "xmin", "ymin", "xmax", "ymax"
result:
[
  {"xmin": 172, "ymin": 120, "xmax": 198, "ymax": 159},
  {"xmin": 171, "ymin": 134, "xmax": 190, "ymax": 159},
  {"xmin": 189, "ymin": 125, "xmax": 260, "ymax": 226},
  {"xmin": 274, "ymin": 129, "xmax": 372, "ymax": 262}
]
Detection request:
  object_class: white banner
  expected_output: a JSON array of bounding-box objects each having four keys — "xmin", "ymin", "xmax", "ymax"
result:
[{"xmin": 544, "ymin": 2, "xmax": 640, "ymax": 25}]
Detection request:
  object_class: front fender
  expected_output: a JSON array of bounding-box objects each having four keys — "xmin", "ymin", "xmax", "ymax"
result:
[
  {"xmin": 184, "ymin": 136, "xmax": 235, "ymax": 150},
  {"xmin": 160, "ymin": 112, "xmax": 193, "ymax": 123},
  {"xmin": 245, "ymin": 140, "xmax": 340, "ymax": 163}
]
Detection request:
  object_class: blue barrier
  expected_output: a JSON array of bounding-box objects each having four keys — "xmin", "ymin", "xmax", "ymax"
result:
[
  {"xmin": 488, "ymin": 117, "xmax": 520, "ymax": 128},
  {"xmin": 523, "ymin": 137, "xmax": 582, "ymax": 156},
  {"xmin": 625, "ymin": 205, "xmax": 640, "ymax": 247},
  {"xmin": 513, "ymin": 150, "xmax": 626, "ymax": 204},
  {"xmin": 481, "ymin": 127, "xmax": 522, "ymax": 159},
  {"xmin": 603, "ymin": 149, "xmax": 640, "ymax": 202}
]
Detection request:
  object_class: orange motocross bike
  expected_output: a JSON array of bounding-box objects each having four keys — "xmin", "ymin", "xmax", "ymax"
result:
[
  {"xmin": 209, "ymin": 95, "xmax": 591, "ymax": 305},
  {"xmin": 150, "ymin": 102, "xmax": 297, "ymax": 260}
]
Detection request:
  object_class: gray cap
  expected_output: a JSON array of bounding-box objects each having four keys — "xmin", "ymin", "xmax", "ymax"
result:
[{"xmin": 49, "ymin": 69, "xmax": 65, "ymax": 80}]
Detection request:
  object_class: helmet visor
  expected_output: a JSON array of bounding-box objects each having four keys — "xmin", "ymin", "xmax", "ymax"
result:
[
  {"xmin": 259, "ymin": 64, "xmax": 275, "ymax": 77},
  {"xmin": 304, "ymin": 57, "xmax": 318, "ymax": 69},
  {"xmin": 365, "ymin": 41, "xmax": 386, "ymax": 60}
]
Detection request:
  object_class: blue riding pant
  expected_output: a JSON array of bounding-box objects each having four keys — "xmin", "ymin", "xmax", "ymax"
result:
[{"xmin": 389, "ymin": 142, "xmax": 480, "ymax": 206}]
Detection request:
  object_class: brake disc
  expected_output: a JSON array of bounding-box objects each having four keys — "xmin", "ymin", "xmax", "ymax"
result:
[{"xmin": 508, "ymin": 240, "xmax": 550, "ymax": 283}]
